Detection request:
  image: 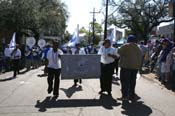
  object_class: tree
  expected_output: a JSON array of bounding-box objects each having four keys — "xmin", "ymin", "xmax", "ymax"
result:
[
  {"xmin": 89, "ymin": 22, "xmax": 103, "ymax": 44},
  {"xmin": 79, "ymin": 23, "xmax": 102, "ymax": 45},
  {"xmin": 89, "ymin": 22, "xmax": 103, "ymax": 34},
  {"xmin": 39, "ymin": 0, "xmax": 68, "ymax": 36},
  {"xmin": 0, "ymin": 0, "xmax": 68, "ymax": 40},
  {"xmin": 107, "ymin": 0, "xmax": 174, "ymax": 42},
  {"xmin": 79, "ymin": 27, "xmax": 89, "ymax": 34}
]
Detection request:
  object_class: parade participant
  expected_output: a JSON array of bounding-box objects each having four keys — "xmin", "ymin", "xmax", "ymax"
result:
[
  {"xmin": 25, "ymin": 45, "xmax": 32, "ymax": 71},
  {"xmin": 98, "ymin": 39, "xmax": 119, "ymax": 96},
  {"xmin": 73, "ymin": 43, "xmax": 86, "ymax": 86},
  {"xmin": 11, "ymin": 44, "xmax": 21, "ymax": 77},
  {"xmin": 171, "ymin": 47, "xmax": 175, "ymax": 91},
  {"xmin": 32, "ymin": 46, "xmax": 39, "ymax": 69},
  {"xmin": 88, "ymin": 43, "xmax": 98, "ymax": 54},
  {"xmin": 4, "ymin": 44, "xmax": 12, "ymax": 72},
  {"xmin": 66, "ymin": 46, "xmax": 72, "ymax": 54},
  {"xmin": 159, "ymin": 38, "xmax": 173, "ymax": 84},
  {"xmin": 46, "ymin": 40, "xmax": 63, "ymax": 97},
  {"xmin": 138, "ymin": 41, "xmax": 147, "ymax": 73},
  {"xmin": 42, "ymin": 44, "xmax": 51, "ymax": 76},
  {"xmin": 113, "ymin": 44, "xmax": 120, "ymax": 76},
  {"xmin": 118, "ymin": 35, "xmax": 142, "ymax": 101}
]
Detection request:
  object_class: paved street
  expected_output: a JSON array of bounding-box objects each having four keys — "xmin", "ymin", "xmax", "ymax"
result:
[{"xmin": 0, "ymin": 67, "xmax": 175, "ymax": 116}]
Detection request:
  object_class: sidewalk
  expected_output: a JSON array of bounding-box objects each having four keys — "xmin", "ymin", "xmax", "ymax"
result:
[
  {"xmin": 141, "ymin": 73, "xmax": 158, "ymax": 82},
  {"xmin": 140, "ymin": 69, "xmax": 175, "ymax": 93}
]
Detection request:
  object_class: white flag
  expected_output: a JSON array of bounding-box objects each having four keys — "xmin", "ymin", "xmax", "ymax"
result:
[
  {"xmin": 9, "ymin": 32, "xmax": 16, "ymax": 48},
  {"xmin": 68, "ymin": 25, "xmax": 79, "ymax": 47},
  {"xmin": 109, "ymin": 28, "xmax": 116, "ymax": 44}
]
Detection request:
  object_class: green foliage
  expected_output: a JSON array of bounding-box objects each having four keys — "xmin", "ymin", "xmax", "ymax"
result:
[
  {"xmin": 89, "ymin": 22, "xmax": 103, "ymax": 34},
  {"xmin": 79, "ymin": 22, "xmax": 103, "ymax": 45},
  {"xmin": 0, "ymin": 0, "xmax": 68, "ymax": 39},
  {"xmin": 108, "ymin": 0, "xmax": 173, "ymax": 42},
  {"xmin": 79, "ymin": 27, "xmax": 89, "ymax": 34},
  {"xmin": 62, "ymin": 30, "xmax": 71, "ymax": 44}
]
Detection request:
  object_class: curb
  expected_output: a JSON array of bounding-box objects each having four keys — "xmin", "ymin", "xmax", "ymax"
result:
[{"xmin": 140, "ymin": 73, "xmax": 160, "ymax": 84}]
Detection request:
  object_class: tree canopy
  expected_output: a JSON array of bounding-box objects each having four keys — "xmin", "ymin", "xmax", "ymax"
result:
[
  {"xmin": 79, "ymin": 22, "xmax": 103, "ymax": 45},
  {"xmin": 107, "ymin": 0, "xmax": 173, "ymax": 42},
  {"xmin": 0, "ymin": 0, "xmax": 68, "ymax": 39}
]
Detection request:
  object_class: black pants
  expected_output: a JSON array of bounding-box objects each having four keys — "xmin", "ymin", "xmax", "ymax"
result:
[
  {"xmin": 172, "ymin": 70, "xmax": 175, "ymax": 90},
  {"xmin": 100, "ymin": 62, "xmax": 114, "ymax": 92},
  {"xmin": 12, "ymin": 59, "xmax": 20, "ymax": 77},
  {"xmin": 5, "ymin": 57, "xmax": 11, "ymax": 72},
  {"xmin": 74, "ymin": 79, "xmax": 82, "ymax": 84},
  {"xmin": 47, "ymin": 68, "xmax": 61, "ymax": 95},
  {"xmin": 120, "ymin": 68, "xmax": 138, "ymax": 98},
  {"xmin": 114, "ymin": 59, "xmax": 119, "ymax": 74}
]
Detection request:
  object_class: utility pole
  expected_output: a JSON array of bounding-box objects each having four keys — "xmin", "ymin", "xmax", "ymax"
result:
[
  {"xmin": 104, "ymin": 0, "xmax": 109, "ymax": 40},
  {"xmin": 90, "ymin": 8, "xmax": 100, "ymax": 44}
]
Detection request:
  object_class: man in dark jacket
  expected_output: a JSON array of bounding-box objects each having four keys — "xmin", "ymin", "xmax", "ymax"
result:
[{"xmin": 118, "ymin": 35, "xmax": 142, "ymax": 102}]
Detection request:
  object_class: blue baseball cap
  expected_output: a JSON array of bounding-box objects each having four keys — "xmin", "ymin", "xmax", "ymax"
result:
[{"xmin": 127, "ymin": 35, "xmax": 137, "ymax": 42}]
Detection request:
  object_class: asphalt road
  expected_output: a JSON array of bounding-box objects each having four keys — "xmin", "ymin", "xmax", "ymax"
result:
[{"xmin": 0, "ymin": 67, "xmax": 175, "ymax": 116}]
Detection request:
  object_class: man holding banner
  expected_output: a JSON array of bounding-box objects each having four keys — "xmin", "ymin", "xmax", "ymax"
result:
[
  {"xmin": 98, "ymin": 39, "xmax": 119, "ymax": 96},
  {"xmin": 46, "ymin": 40, "xmax": 63, "ymax": 98}
]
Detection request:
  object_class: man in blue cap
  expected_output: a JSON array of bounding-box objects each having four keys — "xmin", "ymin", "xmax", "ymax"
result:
[{"xmin": 118, "ymin": 35, "xmax": 142, "ymax": 102}]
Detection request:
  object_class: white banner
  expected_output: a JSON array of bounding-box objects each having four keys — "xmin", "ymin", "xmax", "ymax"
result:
[{"xmin": 61, "ymin": 55, "xmax": 101, "ymax": 79}]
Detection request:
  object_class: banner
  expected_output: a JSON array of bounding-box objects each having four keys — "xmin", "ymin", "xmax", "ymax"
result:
[{"xmin": 61, "ymin": 55, "xmax": 101, "ymax": 79}]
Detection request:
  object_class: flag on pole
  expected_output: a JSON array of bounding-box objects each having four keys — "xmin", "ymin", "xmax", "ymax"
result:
[
  {"xmin": 9, "ymin": 32, "xmax": 16, "ymax": 48},
  {"xmin": 109, "ymin": 28, "xmax": 116, "ymax": 44},
  {"xmin": 68, "ymin": 25, "xmax": 79, "ymax": 47}
]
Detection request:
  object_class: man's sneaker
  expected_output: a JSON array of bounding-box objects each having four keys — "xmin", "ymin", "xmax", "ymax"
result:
[
  {"xmin": 117, "ymin": 97, "xmax": 128, "ymax": 101},
  {"xmin": 98, "ymin": 90, "xmax": 104, "ymax": 94},
  {"xmin": 107, "ymin": 91, "xmax": 112, "ymax": 96},
  {"xmin": 53, "ymin": 95, "xmax": 59, "ymax": 99},
  {"xmin": 47, "ymin": 89, "xmax": 53, "ymax": 94},
  {"xmin": 79, "ymin": 79, "xmax": 82, "ymax": 84},
  {"xmin": 129, "ymin": 96, "xmax": 137, "ymax": 102}
]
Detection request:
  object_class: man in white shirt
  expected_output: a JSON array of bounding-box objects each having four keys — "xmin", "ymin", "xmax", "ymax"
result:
[
  {"xmin": 4, "ymin": 44, "xmax": 12, "ymax": 72},
  {"xmin": 11, "ymin": 44, "xmax": 21, "ymax": 77},
  {"xmin": 98, "ymin": 39, "xmax": 119, "ymax": 96},
  {"xmin": 47, "ymin": 40, "xmax": 63, "ymax": 98}
]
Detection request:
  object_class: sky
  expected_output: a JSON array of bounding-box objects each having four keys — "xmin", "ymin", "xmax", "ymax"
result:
[
  {"xmin": 62, "ymin": 0, "xmax": 104, "ymax": 34},
  {"xmin": 61, "ymin": 0, "xmax": 172, "ymax": 35}
]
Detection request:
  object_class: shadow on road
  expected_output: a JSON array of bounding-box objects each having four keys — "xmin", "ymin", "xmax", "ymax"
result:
[
  {"xmin": 112, "ymin": 76, "xmax": 120, "ymax": 86},
  {"xmin": 121, "ymin": 101, "xmax": 153, "ymax": 116},
  {"xmin": 0, "ymin": 76, "xmax": 16, "ymax": 82},
  {"xmin": 35, "ymin": 94, "xmax": 121, "ymax": 112},
  {"xmin": 19, "ymin": 69, "xmax": 28, "ymax": 74},
  {"xmin": 60, "ymin": 85, "xmax": 83, "ymax": 98}
]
